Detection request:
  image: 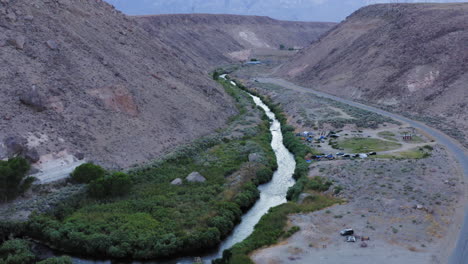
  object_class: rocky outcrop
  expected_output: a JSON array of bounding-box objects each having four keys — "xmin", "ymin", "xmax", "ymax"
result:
[{"xmin": 4, "ymin": 136, "xmax": 27, "ymax": 156}]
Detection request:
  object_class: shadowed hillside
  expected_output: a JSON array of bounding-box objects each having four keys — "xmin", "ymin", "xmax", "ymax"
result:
[
  {"xmin": 0, "ymin": 0, "xmax": 236, "ymax": 172},
  {"xmin": 135, "ymin": 14, "xmax": 335, "ymax": 66}
]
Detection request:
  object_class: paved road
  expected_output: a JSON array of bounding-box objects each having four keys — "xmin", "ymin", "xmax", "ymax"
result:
[{"xmin": 257, "ymin": 77, "xmax": 468, "ymax": 264}]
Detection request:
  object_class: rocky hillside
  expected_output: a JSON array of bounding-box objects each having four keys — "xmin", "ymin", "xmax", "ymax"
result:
[
  {"xmin": 278, "ymin": 3, "xmax": 468, "ymax": 146},
  {"xmin": 0, "ymin": 0, "xmax": 237, "ymax": 175},
  {"xmin": 135, "ymin": 14, "xmax": 335, "ymax": 66}
]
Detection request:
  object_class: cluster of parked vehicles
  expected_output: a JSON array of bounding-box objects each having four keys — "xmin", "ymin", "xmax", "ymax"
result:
[{"xmin": 310, "ymin": 151, "xmax": 377, "ymax": 161}]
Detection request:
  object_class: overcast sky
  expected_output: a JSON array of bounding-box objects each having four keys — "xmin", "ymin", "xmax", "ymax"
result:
[{"xmin": 105, "ymin": 0, "xmax": 467, "ymax": 22}]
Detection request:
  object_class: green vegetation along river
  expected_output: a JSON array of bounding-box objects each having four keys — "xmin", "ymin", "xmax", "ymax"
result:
[{"xmin": 35, "ymin": 91, "xmax": 296, "ymax": 264}]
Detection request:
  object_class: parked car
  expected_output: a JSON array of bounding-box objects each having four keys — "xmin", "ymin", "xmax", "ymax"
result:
[
  {"xmin": 346, "ymin": 236, "xmax": 357, "ymax": 242},
  {"xmin": 340, "ymin": 228, "xmax": 354, "ymax": 236},
  {"xmin": 336, "ymin": 152, "xmax": 345, "ymax": 156},
  {"xmin": 368, "ymin": 152, "xmax": 377, "ymax": 156}
]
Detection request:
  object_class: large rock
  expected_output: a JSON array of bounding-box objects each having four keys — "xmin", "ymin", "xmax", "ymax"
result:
[
  {"xmin": 4, "ymin": 136, "xmax": 27, "ymax": 156},
  {"xmin": 19, "ymin": 86, "xmax": 47, "ymax": 111},
  {"xmin": 171, "ymin": 178, "xmax": 183, "ymax": 185},
  {"xmin": 186, "ymin": 172, "xmax": 206, "ymax": 183},
  {"xmin": 46, "ymin": 40, "xmax": 59, "ymax": 50},
  {"xmin": 248, "ymin": 153, "xmax": 262, "ymax": 163},
  {"xmin": 7, "ymin": 36, "xmax": 25, "ymax": 50},
  {"xmin": 23, "ymin": 147, "xmax": 40, "ymax": 163}
]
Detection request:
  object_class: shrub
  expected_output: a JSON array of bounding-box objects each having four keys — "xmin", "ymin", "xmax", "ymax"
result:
[
  {"xmin": 0, "ymin": 239, "xmax": 35, "ymax": 264},
  {"xmin": 88, "ymin": 172, "xmax": 132, "ymax": 198},
  {"xmin": 212, "ymin": 71, "xmax": 220, "ymax": 80},
  {"xmin": 254, "ymin": 167, "xmax": 273, "ymax": 185},
  {"xmin": 234, "ymin": 183, "xmax": 260, "ymax": 212},
  {"xmin": 307, "ymin": 176, "xmax": 332, "ymax": 192},
  {"xmin": 70, "ymin": 163, "xmax": 105, "ymax": 184},
  {"xmin": 423, "ymin": 145, "xmax": 434, "ymax": 151},
  {"xmin": 0, "ymin": 157, "xmax": 33, "ymax": 202}
]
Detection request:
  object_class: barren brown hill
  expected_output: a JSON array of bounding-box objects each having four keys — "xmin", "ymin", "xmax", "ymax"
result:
[
  {"xmin": 135, "ymin": 14, "xmax": 335, "ymax": 66},
  {"xmin": 278, "ymin": 3, "xmax": 468, "ymax": 146},
  {"xmin": 0, "ymin": 0, "xmax": 238, "ymax": 174}
]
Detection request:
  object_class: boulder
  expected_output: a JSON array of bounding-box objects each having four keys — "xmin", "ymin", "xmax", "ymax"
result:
[
  {"xmin": 6, "ymin": 12, "xmax": 16, "ymax": 21},
  {"xmin": 186, "ymin": 172, "xmax": 206, "ymax": 183},
  {"xmin": 171, "ymin": 178, "xmax": 183, "ymax": 185},
  {"xmin": 248, "ymin": 153, "xmax": 262, "ymax": 163},
  {"xmin": 46, "ymin": 40, "xmax": 58, "ymax": 50},
  {"xmin": 75, "ymin": 152, "xmax": 85, "ymax": 160},
  {"xmin": 23, "ymin": 148, "xmax": 40, "ymax": 163},
  {"xmin": 7, "ymin": 36, "xmax": 25, "ymax": 50},
  {"xmin": 4, "ymin": 136, "xmax": 27, "ymax": 155},
  {"xmin": 20, "ymin": 86, "xmax": 47, "ymax": 111}
]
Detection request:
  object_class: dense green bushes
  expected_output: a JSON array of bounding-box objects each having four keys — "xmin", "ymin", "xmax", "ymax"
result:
[
  {"xmin": 0, "ymin": 239, "xmax": 35, "ymax": 264},
  {"xmin": 234, "ymin": 183, "xmax": 260, "ymax": 212},
  {"xmin": 0, "ymin": 239, "xmax": 72, "ymax": 264},
  {"xmin": 0, "ymin": 222, "xmax": 27, "ymax": 243},
  {"xmin": 70, "ymin": 163, "xmax": 105, "ymax": 184},
  {"xmin": 88, "ymin": 172, "xmax": 132, "ymax": 198},
  {"xmin": 70, "ymin": 163, "xmax": 132, "ymax": 199},
  {"xmin": 0, "ymin": 157, "xmax": 34, "ymax": 202}
]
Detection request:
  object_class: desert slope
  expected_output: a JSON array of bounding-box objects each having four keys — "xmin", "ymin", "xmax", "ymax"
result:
[
  {"xmin": 278, "ymin": 3, "xmax": 468, "ymax": 146},
  {"xmin": 135, "ymin": 14, "xmax": 335, "ymax": 66},
  {"xmin": 0, "ymin": 0, "xmax": 236, "ymax": 171}
]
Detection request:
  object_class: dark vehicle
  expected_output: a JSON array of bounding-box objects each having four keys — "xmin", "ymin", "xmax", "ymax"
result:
[{"xmin": 340, "ymin": 228, "xmax": 354, "ymax": 236}]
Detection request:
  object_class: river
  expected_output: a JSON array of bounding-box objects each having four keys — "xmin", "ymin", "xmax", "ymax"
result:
[{"xmin": 46, "ymin": 94, "xmax": 296, "ymax": 264}]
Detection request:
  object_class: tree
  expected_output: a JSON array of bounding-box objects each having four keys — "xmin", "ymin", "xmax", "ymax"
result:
[
  {"xmin": 279, "ymin": 44, "xmax": 285, "ymax": 50},
  {"xmin": 0, "ymin": 157, "xmax": 33, "ymax": 202},
  {"xmin": 70, "ymin": 163, "xmax": 105, "ymax": 184},
  {"xmin": 212, "ymin": 71, "xmax": 220, "ymax": 80},
  {"xmin": 88, "ymin": 172, "xmax": 132, "ymax": 198}
]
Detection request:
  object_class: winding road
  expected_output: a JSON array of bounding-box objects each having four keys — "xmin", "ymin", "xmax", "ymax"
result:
[{"xmin": 257, "ymin": 77, "xmax": 468, "ymax": 264}]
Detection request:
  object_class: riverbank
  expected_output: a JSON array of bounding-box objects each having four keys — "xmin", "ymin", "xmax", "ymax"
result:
[{"xmin": 209, "ymin": 76, "xmax": 340, "ymax": 264}]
